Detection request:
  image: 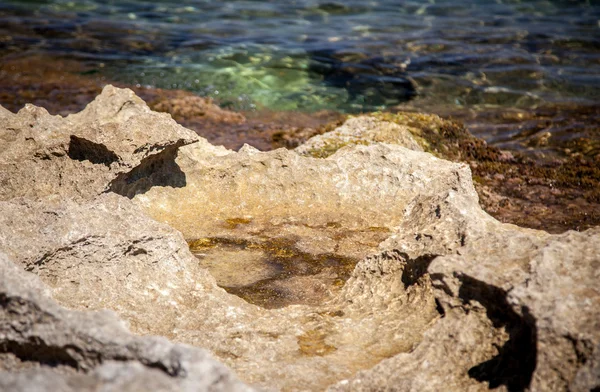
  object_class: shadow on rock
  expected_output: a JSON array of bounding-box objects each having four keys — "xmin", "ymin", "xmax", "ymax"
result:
[
  {"xmin": 459, "ymin": 275, "xmax": 537, "ymax": 392},
  {"xmin": 109, "ymin": 143, "xmax": 187, "ymax": 198},
  {"xmin": 68, "ymin": 136, "xmax": 120, "ymax": 166}
]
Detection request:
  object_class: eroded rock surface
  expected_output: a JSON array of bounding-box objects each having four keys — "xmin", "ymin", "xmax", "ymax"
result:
[
  {"xmin": 135, "ymin": 140, "xmax": 474, "ymax": 261},
  {"xmin": 0, "ymin": 251, "xmax": 252, "ymax": 392},
  {"xmin": 0, "ymin": 194, "xmax": 255, "ymax": 340},
  {"xmin": 295, "ymin": 115, "xmax": 423, "ymax": 158},
  {"xmin": 0, "ymin": 175, "xmax": 439, "ymax": 391},
  {"xmin": 1, "ymin": 86, "xmax": 598, "ymax": 392},
  {"xmin": 333, "ymin": 227, "xmax": 600, "ymax": 392},
  {"xmin": 0, "ymin": 85, "xmax": 199, "ymax": 201}
]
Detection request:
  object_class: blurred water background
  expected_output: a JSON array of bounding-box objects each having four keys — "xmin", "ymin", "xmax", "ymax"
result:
[{"xmin": 1, "ymin": 0, "xmax": 599, "ymax": 152}]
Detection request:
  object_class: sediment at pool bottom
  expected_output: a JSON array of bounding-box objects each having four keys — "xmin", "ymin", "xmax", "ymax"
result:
[{"xmin": 188, "ymin": 236, "xmax": 358, "ymax": 309}]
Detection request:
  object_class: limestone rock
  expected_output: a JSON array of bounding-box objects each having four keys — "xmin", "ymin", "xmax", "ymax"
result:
[
  {"xmin": 295, "ymin": 115, "xmax": 423, "ymax": 158},
  {"xmin": 0, "ymin": 104, "xmax": 11, "ymax": 119},
  {"xmin": 0, "ymin": 251, "xmax": 252, "ymax": 392},
  {"xmin": 135, "ymin": 142, "xmax": 475, "ymax": 260},
  {"xmin": 0, "ymin": 364, "xmax": 188, "ymax": 392},
  {"xmin": 331, "ymin": 214, "xmax": 599, "ymax": 392},
  {"xmin": 0, "ymin": 191, "xmax": 438, "ymax": 391},
  {"xmin": 2, "ymin": 87, "xmax": 598, "ymax": 392},
  {"xmin": 0, "ymin": 85, "xmax": 199, "ymax": 201},
  {"xmin": 0, "ymin": 193, "xmax": 254, "ymax": 340}
]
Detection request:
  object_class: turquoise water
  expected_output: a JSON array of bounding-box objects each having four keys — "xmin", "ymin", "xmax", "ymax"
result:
[{"xmin": 1, "ymin": 0, "xmax": 599, "ymax": 113}]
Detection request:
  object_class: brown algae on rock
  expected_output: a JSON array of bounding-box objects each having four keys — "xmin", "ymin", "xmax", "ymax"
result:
[
  {"xmin": 297, "ymin": 328, "xmax": 337, "ymax": 356},
  {"xmin": 223, "ymin": 217, "xmax": 253, "ymax": 229},
  {"xmin": 188, "ymin": 237, "xmax": 358, "ymax": 308}
]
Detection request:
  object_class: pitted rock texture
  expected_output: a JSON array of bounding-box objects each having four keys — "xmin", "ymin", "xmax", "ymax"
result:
[
  {"xmin": 1, "ymin": 86, "xmax": 598, "ymax": 392},
  {"xmin": 135, "ymin": 140, "xmax": 475, "ymax": 261},
  {"xmin": 0, "ymin": 192, "xmax": 438, "ymax": 391},
  {"xmin": 0, "ymin": 251, "xmax": 252, "ymax": 392},
  {"xmin": 295, "ymin": 115, "xmax": 423, "ymax": 158},
  {"xmin": 430, "ymin": 227, "xmax": 600, "ymax": 392},
  {"xmin": 333, "ymin": 228, "xmax": 600, "ymax": 392},
  {"xmin": 0, "ymin": 85, "xmax": 199, "ymax": 201}
]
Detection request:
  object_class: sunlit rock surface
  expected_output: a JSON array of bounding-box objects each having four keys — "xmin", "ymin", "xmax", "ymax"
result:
[
  {"xmin": 295, "ymin": 115, "xmax": 423, "ymax": 158},
  {"xmin": 0, "ymin": 251, "xmax": 252, "ymax": 392},
  {"xmin": 0, "ymin": 86, "xmax": 598, "ymax": 392},
  {"xmin": 0, "ymin": 85, "xmax": 198, "ymax": 201}
]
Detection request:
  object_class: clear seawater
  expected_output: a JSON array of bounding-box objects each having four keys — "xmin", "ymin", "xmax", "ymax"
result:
[{"xmin": 1, "ymin": 0, "xmax": 599, "ymax": 115}]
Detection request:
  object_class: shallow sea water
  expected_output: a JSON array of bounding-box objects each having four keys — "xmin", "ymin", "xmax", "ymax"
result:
[{"xmin": 1, "ymin": 0, "xmax": 599, "ymax": 152}]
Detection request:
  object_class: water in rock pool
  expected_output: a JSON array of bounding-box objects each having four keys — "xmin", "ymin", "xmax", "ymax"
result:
[{"xmin": 188, "ymin": 237, "xmax": 358, "ymax": 309}]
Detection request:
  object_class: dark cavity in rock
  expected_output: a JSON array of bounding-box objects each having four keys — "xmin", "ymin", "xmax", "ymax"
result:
[
  {"xmin": 67, "ymin": 136, "xmax": 119, "ymax": 166},
  {"xmin": 399, "ymin": 252, "xmax": 437, "ymax": 287}
]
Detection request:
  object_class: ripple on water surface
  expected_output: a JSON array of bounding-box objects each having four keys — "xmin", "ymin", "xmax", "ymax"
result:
[{"xmin": 1, "ymin": 0, "xmax": 598, "ymax": 114}]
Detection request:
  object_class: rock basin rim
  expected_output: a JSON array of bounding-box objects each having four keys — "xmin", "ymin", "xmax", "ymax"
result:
[{"xmin": 0, "ymin": 85, "xmax": 598, "ymax": 392}]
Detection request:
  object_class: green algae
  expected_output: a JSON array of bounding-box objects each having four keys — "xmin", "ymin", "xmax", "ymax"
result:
[
  {"xmin": 299, "ymin": 111, "xmax": 489, "ymax": 160},
  {"xmin": 304, "ymin": 138, "xmax": 370, "ymax": 159},
  {"xmin": 370, "ymin": 111, "xmax": 500, "ymax": 162}
]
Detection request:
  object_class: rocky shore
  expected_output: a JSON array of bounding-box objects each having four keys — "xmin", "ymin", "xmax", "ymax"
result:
[
  {"xmin": 1, "ymin": 85, "xmax": 598, "ymax": 391},
  {"xmin": 2, "ymin": 55, "xmax": 599, "ymax": 233}
]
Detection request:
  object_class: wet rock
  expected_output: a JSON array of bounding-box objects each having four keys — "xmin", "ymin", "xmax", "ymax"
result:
[
  {"xmin": 150, "ymin": 93, "xmax": 245, "ymax": 124},
  {"xmin": 0, "ymin": 251, "xmax": 253, "ymax": 391},
  {"xmin": 0, "ymin": 85, "xmax": 199, "ymax": 201},
  {"xmin": 308, "ymin": 50, "xmax": 416, "ymax": 109}
]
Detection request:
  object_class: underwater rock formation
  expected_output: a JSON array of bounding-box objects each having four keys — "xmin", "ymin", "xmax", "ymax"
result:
[
  {"xmin": 0, "ymin": 86, "xmax": 597, "ymax": 391},
  {"xmin": 308, "ymin": 50, "xmax": 417, "ymax": 108}
]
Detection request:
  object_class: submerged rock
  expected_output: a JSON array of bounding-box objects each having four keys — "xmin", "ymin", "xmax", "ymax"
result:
[{"xmin": 0, "ymin": 86, "xmax": 598, "ymax": 392}]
